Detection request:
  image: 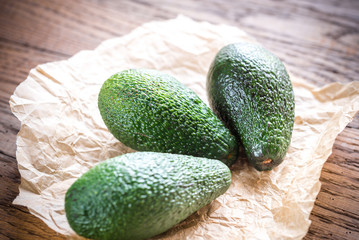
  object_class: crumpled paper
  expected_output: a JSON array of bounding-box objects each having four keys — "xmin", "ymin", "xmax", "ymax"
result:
[{"xmin": 9, "ymin": 16, "xmax": 359, "ymax": 240}]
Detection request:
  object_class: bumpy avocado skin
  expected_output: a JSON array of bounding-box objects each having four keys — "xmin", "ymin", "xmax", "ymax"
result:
[
  {"xmin": 98, "ymin": 69, "xmax": 238, "ymax": 166},
  {"xmin": 65, "ymin": 152, "xmax": 232, "ymax": 240},
  {"xmin": 207, "ymin": 42, "xmax": 295, "ymax": 171}
]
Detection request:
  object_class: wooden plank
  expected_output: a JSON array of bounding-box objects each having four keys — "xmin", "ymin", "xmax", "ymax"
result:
[
  {"xmin": 0, "ymin": 205, "xmax": 65, "ymax": 240},
  {"xmin": 0, "ymin": 0, "xmax": 171, "ymax": 56},
  {"xmin": 305, "ymin": 115, "xmax": 359, "ymax": 240}
]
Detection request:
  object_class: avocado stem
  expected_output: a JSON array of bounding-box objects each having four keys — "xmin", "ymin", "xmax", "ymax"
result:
[{"xmin": 262, "ymin": 159, "xmax": 272, "ymax": 165}]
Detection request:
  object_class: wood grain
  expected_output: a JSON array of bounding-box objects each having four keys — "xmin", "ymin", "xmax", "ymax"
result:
[{"xmin": 0, "ymin": 0, "xmax": 358, "ymax": 239}]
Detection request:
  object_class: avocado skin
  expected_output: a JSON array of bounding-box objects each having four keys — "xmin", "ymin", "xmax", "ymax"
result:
[
  {"xmin": 98, "ymin": 69, "xmax": 238, "ymax": 166},
  {"xmin": 207, "ymin": 43, "xmax": 295, "ymax": 171},
  {"xmin": 65, "ymin": 152, "xmax": 232, "ymax": 240}
]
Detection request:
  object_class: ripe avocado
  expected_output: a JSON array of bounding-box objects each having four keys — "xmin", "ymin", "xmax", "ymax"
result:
[
  {"xmin": 207, "ymin": 42, "xmax": 295, "ymax": 171},
  {"xmin": 65, "ymin": 152, "xmax": 232, "ymax": 240},
  {"xmin": 98, "ymin": 69, "xmax": 238, "ymax": 166}
]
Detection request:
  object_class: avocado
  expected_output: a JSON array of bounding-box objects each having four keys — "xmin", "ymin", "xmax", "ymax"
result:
[
  {"xmin": 65, "ymin": 152, "xmax": 231, "ymax": 240},
  {"xmin": 98, "ymin": 69, "xmax": 238, "ymax": 166},
  {"xmin": 207, "ymin": 42, "xmax": 295, "ymax": 171}
]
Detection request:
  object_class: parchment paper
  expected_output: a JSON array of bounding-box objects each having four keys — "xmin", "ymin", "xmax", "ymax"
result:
[{"xmin": 9, "ymin": 16, "xmax": 359, "ymax": 240}]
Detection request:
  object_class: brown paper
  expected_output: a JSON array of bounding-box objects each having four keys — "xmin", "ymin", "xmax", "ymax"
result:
[{"xmin": 9, "ymin": 16, "xmax": 359, "ymax": 240}]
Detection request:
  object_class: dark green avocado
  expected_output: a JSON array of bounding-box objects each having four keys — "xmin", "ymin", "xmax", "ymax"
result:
[
  {"xmin": 65, "ymin": 152, "xmax": 232, "ymax": 240},
  {"xmin": 207, "ymin": 42, "xmax": 295, "ymax": 171},
  {"xmin": 98, "ymin": 69, "xmax": 238, "ymax": 166}
]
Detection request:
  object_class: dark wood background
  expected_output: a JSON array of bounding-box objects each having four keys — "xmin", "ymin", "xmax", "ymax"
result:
[{"xmin": 0, "ymin": 0, "xmax": 358, "ymax": 239}]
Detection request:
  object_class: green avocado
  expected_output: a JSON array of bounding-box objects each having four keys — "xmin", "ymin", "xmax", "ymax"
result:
[
  {"xmin": 207, "ymin": 42, "xmax": 295, "ymax": 171},
  {"xmin": 98, "ymin": 69, "xmax": 238, "ymax": 166},
  {"xmin": 65, "ymin": 152, "xmax": 231, "ymax": 240}
]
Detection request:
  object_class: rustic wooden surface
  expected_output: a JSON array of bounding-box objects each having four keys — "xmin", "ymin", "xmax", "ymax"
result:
[{"xmin": 0, "ymin": 0, "xmax": 358, "ymax": 239}]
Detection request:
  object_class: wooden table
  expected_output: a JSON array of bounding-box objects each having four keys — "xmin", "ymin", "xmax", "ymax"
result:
[{"xmin": 0, "ymin": 0, "xmax": 358, "ymax": 239}]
